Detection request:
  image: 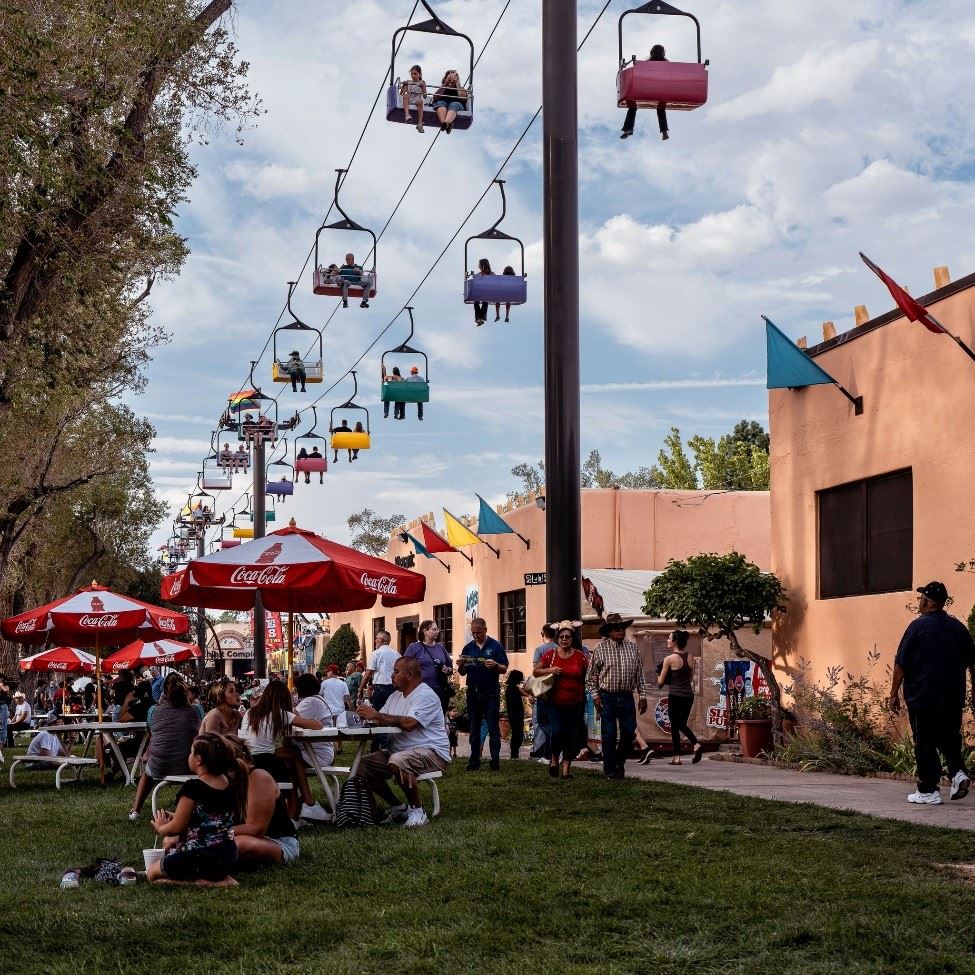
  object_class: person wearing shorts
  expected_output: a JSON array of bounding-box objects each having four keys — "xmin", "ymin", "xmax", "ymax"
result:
[
  {"xmin": 432, "ymin": 69, "xmax": 468, "ymax": 133},
  {"xmin": 356, "ymin": 657, "xmax": 450, "ymax": 827}
]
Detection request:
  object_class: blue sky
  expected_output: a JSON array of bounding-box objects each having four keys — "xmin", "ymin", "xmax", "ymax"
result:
[{"xmin": 136, "ymin": 0, "xmax": 975, "ymax": 551}]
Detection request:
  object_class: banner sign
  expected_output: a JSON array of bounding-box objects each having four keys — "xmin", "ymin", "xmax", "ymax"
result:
[{"xmin": 524, "ymin": 572, "xmax": 546, "ymax": 586}]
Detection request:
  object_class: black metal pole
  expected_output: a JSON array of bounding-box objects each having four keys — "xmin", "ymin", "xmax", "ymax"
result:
[
  {"xmin": 253, "ymin": 435, "xmax": 267, "ymax": 678},
  {"xmin": 195, "ymin": 531, "xmax": 206, "ymax": 679},
  {"xmin": 542, "ymin": 1, "xmax": 581, "ymax": 623}
]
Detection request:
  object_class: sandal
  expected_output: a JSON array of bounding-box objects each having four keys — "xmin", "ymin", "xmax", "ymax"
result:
[{"xmin": 669, "ymin": 758, "xmax": 682, "ymax": 765}]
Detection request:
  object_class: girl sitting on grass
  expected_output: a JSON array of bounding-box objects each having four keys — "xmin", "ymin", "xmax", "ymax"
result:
[{"xmin": 147, "ymin": 732, "xmax": 248, "ymax": 887}]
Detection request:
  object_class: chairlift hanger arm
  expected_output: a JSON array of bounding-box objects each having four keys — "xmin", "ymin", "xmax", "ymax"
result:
[
  {"xmin": 464, "ymin": 178, "xmax": 525, "ymax": 276},
  {"xmin": 618, "ymin": 1, "xmax": 703, "ymax": 65},
  {"xmin": 389, "ymin": 1, "xmax": 475, "ymax": 87}
]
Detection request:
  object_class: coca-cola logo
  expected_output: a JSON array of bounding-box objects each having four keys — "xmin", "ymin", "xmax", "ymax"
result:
[
  {"xmin": 157, "ymin": 653, "xmax": 177, "ymax": 664},
  {"xmin": 360, "ymin": 572, "xmax": 399, "ymax": 596},
  {"xmin": 79, "ymin": 614, "xmax": 120, "ymax": 628},
  {"xmin": 14, "ymin": 619, "xmax": 37, "ymax": 634},
  {"xmin": 169, "ymin": 575, "xmax": 184, "ymax": 596},
  {"xmin": 157, "ymin": 617, "xmax": 177, "ymax": 632},
  {"xmin": 229, "ymin": 565, "xmax": 289, "ymax": 586},
  {"xmin": 47, "ymin": 662, "xmax": 69, "ymax": 671}
]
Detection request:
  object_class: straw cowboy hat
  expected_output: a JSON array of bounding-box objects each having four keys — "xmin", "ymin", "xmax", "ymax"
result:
[
  {"xmin": 550, "ymin": 619, "xmax": 582, "ymax": 634},
  {"xmin": 598, "ymin": 612, "xmax": 635, "ymax": 637}
]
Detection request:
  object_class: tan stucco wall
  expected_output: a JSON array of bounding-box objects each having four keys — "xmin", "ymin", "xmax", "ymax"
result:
[
  {"xmin": 332, "ymin": 488, "xmax": 771, "ymax": 680},
  {"xmin": 769, "ymin": 275, "xmax": 975, "ymax": 686}
]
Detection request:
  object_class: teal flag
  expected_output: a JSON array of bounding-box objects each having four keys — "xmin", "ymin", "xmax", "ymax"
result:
[
  {"xmin": 475, "ymin": 494, "xmax": 515, "ymax": 535},
  {"xmin": 403, "ymin": 530, "xmax": 434, "ymax": 559},
  {"xmin": 765, "ymin": 316, "xmax": 837, "ymax": 389}
]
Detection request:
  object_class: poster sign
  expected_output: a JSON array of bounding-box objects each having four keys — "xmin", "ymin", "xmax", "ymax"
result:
[
  {"xmin": 524, "ymin": 572, "xmax": 546, "ymax": 586},
  {"xmin": 706, "ymin": 659, "xmax": 770, "ymax": 728},
  {"xmin": 654, "ymin": 697, "xmax": 671, "ymax": 733},
  {"xmin": 464, "ymin": 585, "xmax": 479, "ymax": 642}
]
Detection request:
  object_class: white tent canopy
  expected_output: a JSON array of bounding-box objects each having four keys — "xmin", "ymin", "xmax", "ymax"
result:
[{"xmin": 581, "ymin": 569, "xmax": 663, "ymax": 621}]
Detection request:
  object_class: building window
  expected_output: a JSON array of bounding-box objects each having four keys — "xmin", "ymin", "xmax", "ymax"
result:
[
  {"xmin": 819, "ymin": 469, "xmax": 913, "ymax": 599},
  {"xmin": 433, "ymin": 603, "xmax": 453, "ymax": 654},
  {"xmin": 498, "ymin": 589, "xmax": 527, "ymax": 652},
  {"xmin": 371, "ymin": 617, "xmax": 385, "ymax": 647}
]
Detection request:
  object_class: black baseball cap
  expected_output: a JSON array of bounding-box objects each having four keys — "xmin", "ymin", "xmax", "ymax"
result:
[{"xmin": 917, "ymin": 581, "xmax": 948, "ymax": 604}]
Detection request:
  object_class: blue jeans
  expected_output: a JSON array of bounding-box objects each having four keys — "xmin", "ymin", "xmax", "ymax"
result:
[
  {"xmin": 600, "ymin": 691, "xmax": 637, "ymax": 776},
  {"xmin": 530, "ymin": 699, "xmax": 551, "ymax": 757},
  {"xmin": 467, "ymin": 686, "xmax": 500, "ymax": 767},
  {"xmin": 0, "ymin": 705, "xmax": 7, "ymax": 751},
  {"xmin": 372, "ymin": 684, "xmax": 394, "ymax": 711}
]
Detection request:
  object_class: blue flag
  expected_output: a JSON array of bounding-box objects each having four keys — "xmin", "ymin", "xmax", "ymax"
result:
[
  {"xmin": 475, "ymin": 494, "xmax": 515, "ymax": 535},
  {"xmin": 765, "ymin": 316, "xmax": 837, "ymax": 389}
]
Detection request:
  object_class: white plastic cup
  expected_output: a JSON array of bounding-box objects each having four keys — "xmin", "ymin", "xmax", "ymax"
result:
[{"xmin": 142, "ymin": 848, "xmax": 165, "ymax": 871}]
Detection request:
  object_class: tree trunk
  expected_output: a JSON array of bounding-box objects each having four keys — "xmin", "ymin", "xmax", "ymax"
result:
[{"xmin": 727, "ymin": 630, "xmax": 784, "ymax": 744}]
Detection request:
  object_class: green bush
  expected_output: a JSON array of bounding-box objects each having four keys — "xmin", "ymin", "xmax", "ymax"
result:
[
  {"xmin": 734, "ymin": 696, "xmax": 773, "ymax": 720},
  {"xmin": 322, "ymin": 623, "xmax": 361, "ymax": 672}
]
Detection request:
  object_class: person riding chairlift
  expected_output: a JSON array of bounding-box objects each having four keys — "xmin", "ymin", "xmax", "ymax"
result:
[
  {"xmin": 323, "ymin": 254, "xmax": 375, "ymax": 310},
  {"xmin": 331, "ymin": 419, "xmax": 352, "ymax": 464},
  {"xmin": 280, "ymin": 351, "xmax": 306, "ymax": 393},
  {"xmin": 382, "ymin": 365, "xmax": 405, "ymax": 421},
  {"xmin": 405, "ymin": 365, "xmax": 425, "ymax": 421},
  {"xmin": 620, "ymin": 44, "xmax": 669, "ymax": 141}
]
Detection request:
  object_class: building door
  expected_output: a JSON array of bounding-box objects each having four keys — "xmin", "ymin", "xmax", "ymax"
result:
[{"xmin": 396, "ymin": 615, "xmax": 419, "ymax": 652}]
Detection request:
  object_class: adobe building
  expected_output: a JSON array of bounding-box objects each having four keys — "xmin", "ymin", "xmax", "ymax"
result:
[
  {"xmin": 769, "ymin": 264, "xmax": 975, "ymax": 685},
  {"xmin": 331, "ymin": 487, "xmax": 772, "ymax": 742}
]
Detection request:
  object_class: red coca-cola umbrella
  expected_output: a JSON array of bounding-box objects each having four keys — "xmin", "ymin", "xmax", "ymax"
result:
[
  {"xmin": 102, "ymin": 639, "xmax": 202, "ymax": 674},
  {"xmin": 2, "ymin": 583, "xmax": 190, "ymax": 721},
  {"xmin": 18, "ymin": 647, "xmax": 97, "ymax": 673},
  {"xmin": 161, "ymin": 523, "xmax": 426, "ymax": 613}
]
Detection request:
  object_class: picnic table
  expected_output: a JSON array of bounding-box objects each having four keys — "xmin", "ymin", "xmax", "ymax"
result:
[
  {"xmin": 292, "ymin": 725, "xmax": 400, "ymax": 811},
  {"xmin": 41, "ymin": 721, "xmax": 148, "ymax": 786}
]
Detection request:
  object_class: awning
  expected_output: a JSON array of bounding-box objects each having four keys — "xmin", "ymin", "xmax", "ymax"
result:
[{"xmin": 581, "ymin": 569, "xmax": 663, "ymax": 620}]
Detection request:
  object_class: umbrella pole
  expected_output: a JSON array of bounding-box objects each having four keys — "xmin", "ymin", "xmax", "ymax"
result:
[
  {"xmin": 95, "ymin": 634, "xmax": 105, "ymax": 786},
  {"xmin": 287, "ymin": 612, "xmax": 294, "ymax": 693}
]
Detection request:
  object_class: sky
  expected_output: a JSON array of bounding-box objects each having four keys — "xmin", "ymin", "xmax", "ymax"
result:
[{"xmin": 135, "ymin": 0, "xmax": 975, "ymax": 554}]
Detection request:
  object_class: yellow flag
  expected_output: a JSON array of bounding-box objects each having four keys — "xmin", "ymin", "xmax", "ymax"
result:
[{"xmin": 443, "ymin": 509, "xmax": 483, "ymax": 548}]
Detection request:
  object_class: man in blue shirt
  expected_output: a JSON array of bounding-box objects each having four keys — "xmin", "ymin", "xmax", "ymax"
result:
[
  {"xmin": 890, "ymin": 581, "xmax": 975, "ymax": 805},
  {"xmin": 458, "ymin": 617, "xmax": 508, "ymax": 771}
]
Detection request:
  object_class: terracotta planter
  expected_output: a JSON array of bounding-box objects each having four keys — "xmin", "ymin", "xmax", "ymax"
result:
[{"xmin": 737, "ymin": 718, "xmax": 773, "ymax": 758}]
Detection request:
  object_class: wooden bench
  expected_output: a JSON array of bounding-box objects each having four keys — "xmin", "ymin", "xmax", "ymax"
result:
[{"xmin": 8, "ymin": 755, "xmax": 97, "ymax": 789}]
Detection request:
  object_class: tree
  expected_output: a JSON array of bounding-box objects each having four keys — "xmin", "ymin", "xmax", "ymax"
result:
[
  {"xmin": 347, "ymin": 509, "xmax": 405, "ymax": 557},
  {"xmin": 581, "ymin": 450, "xmax": 659, "ymax": 490},
  {"xmin": 643, "ymin": 552, "xmax": 788, "ymax": 739},
  {"xmin": 508, "ymin": 461, "xmax": 545, "ymax": 501},
  {"xmin": 650, "ymin": 428, "xmax": 698, "ymax": 489},
  {"xmin": 322, "ymin": 623, "xmax": 361, "ymax": 672},
  {"xmin": 689, "ymin": 434, "xmax": 770, "ymax": 491},
  {"xmin": 728, "ymin": 420, "xmax": 770, "ymax": 454}
]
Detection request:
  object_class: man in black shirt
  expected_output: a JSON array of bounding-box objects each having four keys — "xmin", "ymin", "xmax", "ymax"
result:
[{"xmin": 889, "ymin": 581, "xmax": 975, "ymax": 805}]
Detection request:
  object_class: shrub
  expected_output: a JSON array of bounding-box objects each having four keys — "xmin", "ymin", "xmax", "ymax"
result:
[
  {"xmin": 734, "ymin": 696, "xmax": 773, "ymax": 720},
  {"xmin": 322, "ymin": 624, "xmax": 361, "ymax": 671}
]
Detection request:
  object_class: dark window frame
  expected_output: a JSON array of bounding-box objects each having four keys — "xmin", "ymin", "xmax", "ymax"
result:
[
  {"xmin": 498, "ymin": 588, "xmax": 527, "ymax": 652},
  {"xmin": 818, "ymin": 468, "xmax": 913, "ymax": 599},
  {"xmin": 433, "ymin": 603, "xmax": 453, "ymax": 655}
]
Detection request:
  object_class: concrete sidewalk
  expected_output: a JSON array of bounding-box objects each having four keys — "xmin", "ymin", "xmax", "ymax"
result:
[{"xmin": 620, "ymin": 755, "xmax": 975, "ymax": 831}]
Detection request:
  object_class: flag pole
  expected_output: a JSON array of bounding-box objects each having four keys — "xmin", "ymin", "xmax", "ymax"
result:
[{"xmin": 928, "ymin": 312, "xmax": 975, "ymax": 365}]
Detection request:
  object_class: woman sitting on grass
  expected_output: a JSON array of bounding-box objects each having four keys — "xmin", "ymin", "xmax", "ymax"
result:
[
  {"xmin": 224, "ymin": 734, "xmax": 299, "ymax": 868},
  {"xmin": 238, "ymin": 680, "xmax": 330, "ymax": 824},
  {"xmin": 147, "ymin": 732, "xmax": 248, "ymax": 887}
]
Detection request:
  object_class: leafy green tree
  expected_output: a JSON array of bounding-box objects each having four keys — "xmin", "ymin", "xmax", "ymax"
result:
[
  {"xmin": 322, "ymin": 623, "xmax": 361, "ymax": 672},
  {"xmin": 508, "ymin": 461, "xmax": 545, "ymax": 501},
  {"xmin": 347, "ymin": 509, "xmax": 406, "ymax": 557},
  {"xmin": 650, "ymin": 428, "xmax": 698, "ymax": 489},
  {"xmin": 643, "ymin": 552, "xmax": 788, "ymax": 737},
  {"xmin": 581, "ymin": 450, "xmax": 659, "ymax": 490},
  {"xmin": 689, "ymin": 434, "xmax": 770, "ymax": 491}
]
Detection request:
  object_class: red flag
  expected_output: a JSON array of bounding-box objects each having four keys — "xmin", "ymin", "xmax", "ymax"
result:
[
  {"xmin": 860, "ymin": 252, "xmax": 946, "ymax": 334},
  {"xmin": 419, "ymin": 521, "xmax": 458, "ymax": 554}
]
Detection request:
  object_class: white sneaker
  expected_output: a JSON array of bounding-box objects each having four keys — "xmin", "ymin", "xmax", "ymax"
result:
[
  {"xmin": 300, "ymin": 802, "xmax": 331, "ymax": 822},
  {"xmin": 951, "ymin": 771, "xmax": 970, "ymax": 800},
  {"xmin": 381, "ymin": 804, "xmax": 408, "ymax": 825},
  {"xmin": 127, "ymin": 809, "xmax": 139, "ymax": 822},
  {"xmin": 402, "ymin": 806, "xmax": 429, "ymax": 828},
  {"xmin": 908, "ymin": 790, "xmax": 942, "ymax": 804},
  {"xmin": 59, "ymin": 869, "xmax": 80, "ymax": 890}
]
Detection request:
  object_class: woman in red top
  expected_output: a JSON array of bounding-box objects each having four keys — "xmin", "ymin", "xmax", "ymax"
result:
[{"xmin": 533, "ymin": 621, "xmax": 588, "ymax": 780}]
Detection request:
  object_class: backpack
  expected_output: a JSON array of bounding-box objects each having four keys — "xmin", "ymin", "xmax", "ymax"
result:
[{"xmin": 332, "ymin": 774, "xmax": 378, "ymax": 828}]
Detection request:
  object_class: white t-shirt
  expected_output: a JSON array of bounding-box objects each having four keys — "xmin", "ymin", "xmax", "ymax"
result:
[
  {"xmin": 12, "ymin": 702, "xmax": 31, "ymax": 723},
  {"xmin": 239, "ymin": 709, "xmax": 295, "ymax": 755},
  {"xmin": 381, "ymin": 683, "xmax": 451, "ymax": 762},
  {"xmin": 27, "ymin": 730, "xmax": 66, "ymax": 758},
  {"xmin": 294, "ymin": 696, "xmax": 335, "ymax": 767},
  {"xmin": 320, "ymin": 677, "xmax": 349, "ymax": 717},
  {"xmin": 369, "ymin": 645, "xmax": 399, "ymax": 685}
]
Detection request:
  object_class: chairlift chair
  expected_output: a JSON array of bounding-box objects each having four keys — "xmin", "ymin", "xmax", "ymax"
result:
[
  {"xmin": 202, "ymin": 453, "xmax": 232, "ymax": 491},
  {"xmin": 464, "ymin": 180, "xmax": 527, "ymax": 307},
  {"xmin": 616, "ymin": 1, "xmax": 708, "ymax": 111},
  {"xmin": 313, "ymin": 169, "xmax": 378, "ymax": 300},
  {"xmin": 272, "ymin": 282, "xmax": 324, "ymax": 385},
  {"xmin": 295, "ymin": 406, "xmax": 328, "ymax": 479},
  {"xmin": 381, "ymin": 307, "xmax": 430, "ymax": 406},
  {"xmin": 330, "ymin": 370, "xmax": 371, "ymax": 451},
  {"xmin": 385, "ymin": 1, "xmax": 475, "ymax": 130},
  {"xmin": 265, "ymin": 439, "xmax": 295, "ymax": 499}
]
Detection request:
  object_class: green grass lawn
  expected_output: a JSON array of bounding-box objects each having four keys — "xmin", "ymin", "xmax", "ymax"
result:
[{"xmin": 2, "ymin": 758, "xmax": 975, "ymax": 975}]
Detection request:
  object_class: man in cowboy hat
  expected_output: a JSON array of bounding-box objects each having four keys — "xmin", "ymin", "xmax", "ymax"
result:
[
  {"xmin": 280, "ymin": 351, "xmax": 307, "ymax": 393},
  {"xmin": 889, "ymin": 581, "xmax": 975, "ymax": 805},
  {"xmin": 586, "ymin": 613, "xmax": 648, "ymax": 780}
]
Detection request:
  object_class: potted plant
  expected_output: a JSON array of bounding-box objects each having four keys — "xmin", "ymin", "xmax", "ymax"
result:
[{"xmin": 734, "ymin": 695, "xmax": 773, "ymax": 758}]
